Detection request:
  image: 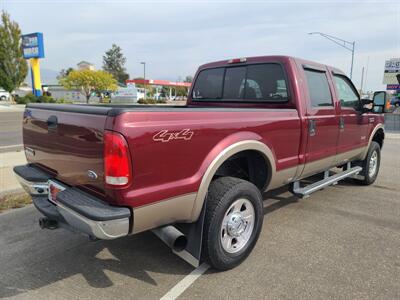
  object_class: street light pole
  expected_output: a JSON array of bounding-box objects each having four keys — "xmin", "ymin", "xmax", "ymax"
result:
[
  {"xmin": 140, "ymin": 62, "xmax": 146, "ymax": 100},
  {"xmin": 308, "ymin": 32, "xmax": 355, "ymax": 79}
]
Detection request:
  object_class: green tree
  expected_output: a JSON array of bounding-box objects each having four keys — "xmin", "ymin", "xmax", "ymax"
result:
[
  {"xmin": 60, "ymin": 69, "xmax": 118, "ymax": 103},
  {"xmin": 0, "ymin": 11, "xmax": 28, "ymax": 101},
  {"xmin": 102, "ymin": 44, "xmax": 129, "ymax": 85},
  {"xmin": 57, "ymin": 67, "xmax": 74, "ymax": 81},
  {"xmin": 184, "ymin": 75, "xmax": 193, "ymax": 83}
]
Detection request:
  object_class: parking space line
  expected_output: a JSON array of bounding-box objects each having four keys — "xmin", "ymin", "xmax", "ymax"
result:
[{"xmin": 160, "ymin": 263, "xmax": 209, "ymax": 300}]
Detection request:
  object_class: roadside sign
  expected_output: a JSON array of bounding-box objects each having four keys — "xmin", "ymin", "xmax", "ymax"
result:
[
  {"xmin": 21, "ymin": 32, "xmax": 44, "ymax": 59},
  {"xmin": 383, "ymin": 58, "xmax": 400, "ymax": 84},
  {"xmin": 386, "ymin": 84, "xmax": 400, "ymax": 90}
]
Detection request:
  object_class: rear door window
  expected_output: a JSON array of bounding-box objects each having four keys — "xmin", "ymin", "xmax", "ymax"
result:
[
  {"xmin": 304, "ymin": 69, "xmax": 333, "ymax": 107},
  {"xmin": 192, "ymin": 63, "xmax": 288, "ymax": 102}
]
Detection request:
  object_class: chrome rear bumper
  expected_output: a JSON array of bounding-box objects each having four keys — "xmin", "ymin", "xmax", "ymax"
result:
[
  {"xmin": 15, "ymin": 172, "xmax": 48, "ymax": 195},
  {"xmin": 14, "ymin": 165, "xmax": 131, "ymax": 240}
]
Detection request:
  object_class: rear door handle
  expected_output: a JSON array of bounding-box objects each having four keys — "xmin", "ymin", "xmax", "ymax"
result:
[
  {"xmin": 339, "ymin": 117, "xmax": 345, "ymax": 129},
  {"xmin": 309, "ymin": 119, "xmax": 316, "ymax": 136}
]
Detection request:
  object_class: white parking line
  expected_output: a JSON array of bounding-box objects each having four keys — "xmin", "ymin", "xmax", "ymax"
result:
[
  {"xmin": 160, "ymin": 263, "xmax": 210, "ymax": 300},
  {"xmin": 0, "ymin": 144, "xmax": 23, "ymax": 150}
]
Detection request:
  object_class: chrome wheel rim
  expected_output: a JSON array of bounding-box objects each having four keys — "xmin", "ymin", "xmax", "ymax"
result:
[
  {"xmin": 220, "ymin": 198, "xmax": 255, "ymax": 254},
  {"xmin": 368, "ymin": 151, "xmax": 378, "ymax": 177}
]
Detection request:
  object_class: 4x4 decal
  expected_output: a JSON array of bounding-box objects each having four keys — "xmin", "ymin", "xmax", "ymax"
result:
[{"xmin": 153, "ymin": 129, "xmax": 194, "ymax": 143}]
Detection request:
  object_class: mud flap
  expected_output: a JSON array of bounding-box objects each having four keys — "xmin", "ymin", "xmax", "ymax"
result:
[{"xmin": 173, "ymin": 202, "xmax": 207, "ymax": 268}]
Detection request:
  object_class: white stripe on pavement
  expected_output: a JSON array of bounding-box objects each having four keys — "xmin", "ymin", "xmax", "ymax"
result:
[
  {"xmin": 0, "ymin": 144, "xmax": 23, "ymax": 150},
  {"xmin": 160, "ymin": 263, "xmax": 209, "ymax": 300}
]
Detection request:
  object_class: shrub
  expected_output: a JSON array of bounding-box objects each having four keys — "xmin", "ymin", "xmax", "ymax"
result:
[
  {"xmin": 137, "ymin": 98, "xmax": 166, "ymax": 104},
  {"xmin": 14, "ymin": 93, "xmax": 71, "ymax": 104}
]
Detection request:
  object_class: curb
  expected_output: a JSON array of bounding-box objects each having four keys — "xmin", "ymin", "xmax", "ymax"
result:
[{"xmin": 386, "ymin": 133, "xmax": 400, "ymax": 139}]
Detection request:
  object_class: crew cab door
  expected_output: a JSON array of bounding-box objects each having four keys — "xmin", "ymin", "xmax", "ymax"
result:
[
  {"xmin": 301, "ymin": 65, "xmax": 339, "ymax": 177},
  {"xmin": 331, "ymin": 72, "xmax": 369, "ymax": 163}
]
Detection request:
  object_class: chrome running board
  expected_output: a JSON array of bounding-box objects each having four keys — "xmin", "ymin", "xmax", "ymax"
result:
[{"xmin": 290, "ymin": 165, "xmax": 362, "ymax": 198}]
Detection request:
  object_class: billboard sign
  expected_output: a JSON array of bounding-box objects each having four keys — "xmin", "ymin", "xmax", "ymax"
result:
[
  {"xmin": 21, "ymin": 32, "xmax": 44, "ymax": 59},
  {"xmin": 383, "ymin": 58, "xmax": 400, "ymax": 84},
  {"xmin": 386, "ymin": 84, "xmax": 400, "ymax": 91}
]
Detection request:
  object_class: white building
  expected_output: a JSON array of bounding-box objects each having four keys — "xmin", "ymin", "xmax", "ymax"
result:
[{"xmin": 77, "ymin": 61, "xmax": 95, "ymax": 71}]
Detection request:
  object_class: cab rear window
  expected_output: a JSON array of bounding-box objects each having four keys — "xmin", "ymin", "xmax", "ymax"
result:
[{"xmin": 192, "ymin": 63, "xmax": 288, "ymax": 102}]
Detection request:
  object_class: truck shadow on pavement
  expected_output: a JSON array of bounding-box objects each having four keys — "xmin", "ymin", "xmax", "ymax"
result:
[
  {"xmin": 1, "ymin": 188, "xmax": 301, "ymax": 298},
  {"xmin": 262, "ymin": 186, "xmax": 299, "ymax": 215},
  {"xmin": 3, "ymin": 183, "xmax": 349, "ymax": 298},
  {"xmin": 0, "ymin": 229, "xmax": 193, "ymax": 298}
]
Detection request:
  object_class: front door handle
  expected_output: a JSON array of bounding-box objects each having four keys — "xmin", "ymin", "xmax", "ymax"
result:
[
  {"xmin": 309, "ymin": 119, "xmax": 316, "ymax": 136},
  {"xmin": 339, "ymin": 117, "xmax": 345, "ymax": 129}
]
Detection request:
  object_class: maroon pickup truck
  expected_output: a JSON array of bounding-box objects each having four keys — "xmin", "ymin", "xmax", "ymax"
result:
[{"xmin": 14, "ymin": 55, "xmax": 386, "ymax": 270}]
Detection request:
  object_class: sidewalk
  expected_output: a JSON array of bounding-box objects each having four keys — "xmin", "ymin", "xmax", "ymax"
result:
[
  {"xmin": 0, "ymin": 151, "xmax": 26, "ymax": 195},
  {"xmin": 386, "ymin": 132, "xmax": 400, "ymax": 139},
  {"xmin": 0, "ymin": 104, "xmax": 26, "ymax": 112}
]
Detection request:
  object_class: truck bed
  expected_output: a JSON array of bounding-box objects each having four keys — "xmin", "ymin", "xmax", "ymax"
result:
[{"xmin": 24, "ymin": 103, "xmax": 301, "ymax": 207}]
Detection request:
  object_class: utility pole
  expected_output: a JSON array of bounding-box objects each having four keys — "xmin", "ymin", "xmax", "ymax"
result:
[
  {"xmin": 140, "ymin": 62, "xmax": 146, "ymax": 100},
  {"xmin": 308, "ymin": 32, "xmax": 355, "ymax": 79},
  {"xmin": 360, "ymin": 67, "xmax": 365, "ymax": 96}
]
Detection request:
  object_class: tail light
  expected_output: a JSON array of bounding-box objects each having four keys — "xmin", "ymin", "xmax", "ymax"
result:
[{"xmin": 104, "ymin": 131, "xmax": 132, "ymax": 187}]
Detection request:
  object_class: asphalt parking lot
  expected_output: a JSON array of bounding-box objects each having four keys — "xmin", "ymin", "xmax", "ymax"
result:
[{"xmin": 1, "ymin": 138, "xmax": 399, "ymax": 299}]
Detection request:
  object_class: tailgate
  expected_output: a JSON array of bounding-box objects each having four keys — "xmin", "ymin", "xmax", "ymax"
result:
[{"xmin": 23, "ymin": 106, "xmax": 110, "ymax": 197}]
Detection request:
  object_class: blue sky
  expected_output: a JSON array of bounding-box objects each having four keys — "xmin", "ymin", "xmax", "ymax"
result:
[{"xmin": 2, "ymin": 0, "xmax": 399, "ymax": 90}]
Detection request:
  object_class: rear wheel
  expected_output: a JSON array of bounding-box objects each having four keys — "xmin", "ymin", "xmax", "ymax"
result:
[
  {"xmin": 356, "ymin": 141, "xmax": 381, "ymax": 185},
  {"xmin": 202, "ymin": 177, "xmax": 263, "ymax": 270}
]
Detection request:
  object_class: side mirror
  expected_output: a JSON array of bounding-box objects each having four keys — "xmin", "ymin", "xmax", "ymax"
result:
[
  {"xmin": 360, "ymin": 98, "xmax": 374, "ymax": 113},
  {"xmin": 372, "ymin": 91, "xmax": 387, "ymax": 113}
]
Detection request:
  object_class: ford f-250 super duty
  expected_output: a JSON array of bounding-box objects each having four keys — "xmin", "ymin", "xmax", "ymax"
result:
[{"xmin": 14, "ymin": 56, "xmax": 387, "ymax": 270}]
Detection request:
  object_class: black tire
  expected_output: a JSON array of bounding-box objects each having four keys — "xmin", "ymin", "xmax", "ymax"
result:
[
  {"xmin": 202, "ymin": 176, "xmax": 263, "ymax": 270},
  {"xmin": 357, "ymin": 141, "xmax": 381, "ymax": 185}
]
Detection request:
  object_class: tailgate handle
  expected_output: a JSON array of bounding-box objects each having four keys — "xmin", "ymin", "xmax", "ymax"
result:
[{"xmin": 47, "ymin": 115, "xmax": 58, "ymax": 130}]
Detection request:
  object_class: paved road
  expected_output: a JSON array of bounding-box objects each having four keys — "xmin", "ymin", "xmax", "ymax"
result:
[
  {"xmin": 1, "ymin": 138, "xmax": 400, "ymax": 299},
  {"xmin": 0, "ymin": 111, "xmax": 23, "ymax": 153}
]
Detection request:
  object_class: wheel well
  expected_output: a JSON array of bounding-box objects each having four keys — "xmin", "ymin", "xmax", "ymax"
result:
[
  {"xmin": 372, "ymin": 128, "xmax": 384, "ymax": 148},
  {"xmin": 213, "ymin": 150, "xmax": 271, "ymax": 191}
]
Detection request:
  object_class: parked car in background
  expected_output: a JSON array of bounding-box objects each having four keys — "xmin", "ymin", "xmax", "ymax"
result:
[
  {"xmin": 390, "ymin": 96, "xmax": 400, "ymax": 107},
  {"xmin": 0, "ymin": 89, "xmax": 11, "ymax": 101}
]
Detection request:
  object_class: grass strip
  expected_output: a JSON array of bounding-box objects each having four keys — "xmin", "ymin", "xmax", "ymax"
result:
[{"xmin": 0, "ymin": 192, "xmax": 32, "ymax": 213}]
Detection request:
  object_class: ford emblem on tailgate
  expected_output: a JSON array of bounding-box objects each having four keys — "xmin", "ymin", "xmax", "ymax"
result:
[{"xmin": 87, "ymin": 170, "xmax": 98, "ymax": 180}]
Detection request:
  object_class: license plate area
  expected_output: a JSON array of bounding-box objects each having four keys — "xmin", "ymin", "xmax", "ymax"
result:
[{"xmin": 48, "ymin": 180, "xmax": 66, "ymax": 204}]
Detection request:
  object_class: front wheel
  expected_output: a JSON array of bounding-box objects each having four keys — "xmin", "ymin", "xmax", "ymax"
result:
[
  {"xmin": 202, "ymin": 177, "xmax": 263, "ymax": 270},
  {"xmin": 357, "ymin": 141, "xmax": 381, "ymax": 185}
]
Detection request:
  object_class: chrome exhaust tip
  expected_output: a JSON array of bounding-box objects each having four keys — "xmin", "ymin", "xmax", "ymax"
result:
[{"xmin": 152, "ymin": 225, "xmax": 188, "ymax": 252}]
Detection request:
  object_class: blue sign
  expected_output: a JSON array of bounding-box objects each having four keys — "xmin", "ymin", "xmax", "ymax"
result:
[
  {"xmin": 21, "ymin": 32, "xmax": 44, "ymax": 59},
  {"xmin": 387, "ymin": 84, "xmax": 400, "ymax": 90}
]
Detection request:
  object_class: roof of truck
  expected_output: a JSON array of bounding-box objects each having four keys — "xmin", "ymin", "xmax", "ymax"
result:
[{"xmin": 197, "ymin": 55, "xmax": 345, "ymax": 75}]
